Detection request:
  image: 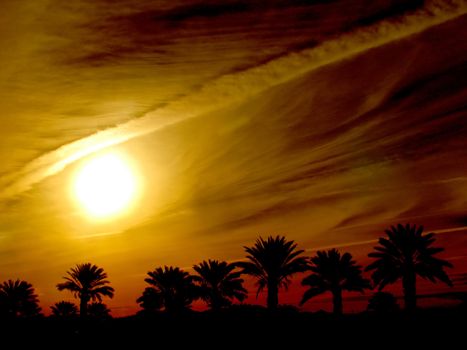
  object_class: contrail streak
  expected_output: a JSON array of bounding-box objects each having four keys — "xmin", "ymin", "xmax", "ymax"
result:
[{"xmin": 1, "ymin": 0, "xmax": 466, "ymax": 199}]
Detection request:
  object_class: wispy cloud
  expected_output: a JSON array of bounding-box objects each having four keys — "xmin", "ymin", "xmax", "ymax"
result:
[
  {"xmin": 1, "ymin": 0, "xmax": 465, "ymax": 200},
  {"xmin": 306, "ymin": 226, "xmax": 467, "ymax": 252}
]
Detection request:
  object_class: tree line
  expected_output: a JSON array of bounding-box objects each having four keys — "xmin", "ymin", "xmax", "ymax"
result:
[{"xmin": 0, "ymin": 224, "xmax": 453, "ymax": 319}]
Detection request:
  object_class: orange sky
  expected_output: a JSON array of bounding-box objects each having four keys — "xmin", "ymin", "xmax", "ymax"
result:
[{"xmin": 0, "ymin": 0, "xmax": 466, "ymax": 316}]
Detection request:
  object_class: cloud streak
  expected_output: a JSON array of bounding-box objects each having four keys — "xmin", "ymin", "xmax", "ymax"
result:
[{"xmin": 1, "ymin": 0, "xmax": 466, "ymax": 199}]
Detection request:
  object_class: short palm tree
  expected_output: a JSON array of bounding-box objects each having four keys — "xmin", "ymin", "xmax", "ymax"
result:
[
  {"xmin": 57, "ymin": 263, "xmax": 114, "ymax": 318},
  {"xmin": 366, "ymin": 224, "xmax": 453, "ymax": 311},
  {"xmin": 301, "ymin": 249, "xmax": 369, "ymax": 314},
  {"xmin": 137, "ymin": 287, "xmax": 163, "ymax": 313},
  {"xmin": 237, "ymin": 236, "xmax": 308, "ymax": 309},
  {"xmin": 142, "ymin": 266, "xmax": 198, "ymax": 313},
  {"xmin": 87, "ymin": 302, "xmax": 111, "ymax": 320},
  {"xmin": 367, "ymin": 292, "xmax": 399, "ymax": 313},
  {"xmin": 0, "ymin": 279, "xmax": 41, "ymax": 318},
  {"xmin": 50, "ymin": 301, "xmax": 78, "ymax": 319},
  {"xmin": 193, "ymin": 259, "xmax": 247, "ymax": 310}
]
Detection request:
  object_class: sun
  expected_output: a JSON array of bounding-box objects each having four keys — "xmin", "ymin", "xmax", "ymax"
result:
[{"xmin": 73, "ymin": 153, "xmax": 137, "ymax": 219}]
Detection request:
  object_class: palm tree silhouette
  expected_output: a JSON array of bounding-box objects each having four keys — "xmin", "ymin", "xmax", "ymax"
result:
[
  {"xmin": 237, "ymin": 236, "xmax": 308, "ymax": 309},
  {"xmin": 87, "ymin": 302, "xmax": 112, "ymax": 320},
  {"xmin": 300, "ymin": 249, "xmax": 369, "ymax": 314},
  {"xmin": 366, "ymin": 224, "xmax": 453, "ymax": 311},
  {"xmin": 0, "ymin": 279, "xmax": 41, "ymax": 318},
  {"xmin": 57, "ymin": 263, "xmax": 114, "ymax": 319},
  {"xmin": 50, "ymin": 301, "xmax": 78, "ymax": 319},
  {"xmin": 193, "ymin": 259, "xmax": 247, "ymax": 310},
  {"xmin": 367, "ymin": 292, "xmax": 399, "ymax": 313},
  {"xmin": 141, "ymin": 266, "xmax": 198, "ymax": 313},
  {"xmin": 137, "ymin": 287, "xmax": 163, "ymax": 314}
]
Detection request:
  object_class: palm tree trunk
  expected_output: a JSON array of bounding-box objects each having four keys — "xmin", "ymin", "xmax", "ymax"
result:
[
  {"xmin": 80, "ymin": 297, "xmax": 88, "ymax": 319},
  {"xmin": 332, "ymin": 288, "xmax": 343, "ymax": 315},
  {"xmin": 402, "ymin": 270, "xmax": 417, "ymax": 312},
  {"xmin": 210, "ymin": 298, "xmax": 221, "ymax": 311},
  {"xmin": 267, "ymin": 282, "xmax": 279, "ymax": 309},
  {"xmin": 210, "ymin": 290, "xmax": 222, "ymax": 311}
]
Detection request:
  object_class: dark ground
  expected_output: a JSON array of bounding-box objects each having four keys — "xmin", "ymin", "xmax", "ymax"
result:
[{"xmin": 3, "ymin": 306, "xmax": 466, "ymax": 348}]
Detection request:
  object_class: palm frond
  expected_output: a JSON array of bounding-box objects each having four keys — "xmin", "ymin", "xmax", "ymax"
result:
[
  {"xmin": 302, "ymin": 249, "xmax": 369, "ymax": 306},
  {"xmin": 367, "ymin": 224, "xmax": 453, "ymax": 291}
]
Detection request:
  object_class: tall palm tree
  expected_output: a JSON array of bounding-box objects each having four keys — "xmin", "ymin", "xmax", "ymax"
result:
[
  {"xmin": 237, "ymin": 236, "xmax": 308, "ymax": 309},
  {"xmin": 50, "ymin": 301, "xmax": 78, "ymax": 319},
  {"xmin": 300, "ymin": 249, "xmax": 369, "ymax": 314},
  {"xmin": 193, "ymin": 259, "xmax": 247, "ymax": 310},
  {"xmin": 142, "ymin": 266, "xmax": 198, "ymax": 313},
  {"xmin": 366, "ymin": 224, "xmax": 453, "ymax": 311},
  {"xmin": 0, "ymin": 279, "xmax": 41, "ymax": 318},
  {"xmin": 57, "ymin": 263, "xmax": 114, "ymax": 318}
]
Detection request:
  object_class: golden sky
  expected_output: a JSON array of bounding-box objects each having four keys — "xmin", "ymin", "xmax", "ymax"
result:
[{"xmin": 0, "ymin": 0, "xmax": 466, "ymax": 315}]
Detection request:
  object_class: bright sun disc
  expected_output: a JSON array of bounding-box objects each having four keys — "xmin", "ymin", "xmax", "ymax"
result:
[{"xmin": 73, "ymin": 153, "xmax": 137, "ymax": 218}]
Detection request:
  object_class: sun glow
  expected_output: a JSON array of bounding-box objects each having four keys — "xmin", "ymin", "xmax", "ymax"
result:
[{"xmin": 73, "ymin": 153, "xmax": 138, "ymax": 219}]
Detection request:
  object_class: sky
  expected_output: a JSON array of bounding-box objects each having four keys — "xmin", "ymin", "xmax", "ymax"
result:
[{"xmin": 0, "ymin": 0, "xmax": 466, "ymax": 316}]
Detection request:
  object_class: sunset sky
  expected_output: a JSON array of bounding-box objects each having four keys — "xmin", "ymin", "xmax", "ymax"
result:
[{"xmin": 0, "ymin": 0, "xmax": 466, "ymax": 316}]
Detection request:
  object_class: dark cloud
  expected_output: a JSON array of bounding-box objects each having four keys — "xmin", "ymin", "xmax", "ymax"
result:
[
  {"xmin": 342, "ymin": 0, "xmax": 425, "ymax": 29},
  {"xmin": 444, "ymin": 216, "xmax": 467, "ymax": 228},
  {"xmin": 153, "ymin": 1, "xmax": 252, "ymax": 22},
  {"xmin": 62, "ymin": 0, "xmax": 432, "ymax": 69}
]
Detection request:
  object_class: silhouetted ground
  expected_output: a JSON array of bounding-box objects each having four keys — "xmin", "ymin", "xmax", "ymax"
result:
[{"xmin": 3, "ymin": 306, "xmax": 465, "ymax": 348}]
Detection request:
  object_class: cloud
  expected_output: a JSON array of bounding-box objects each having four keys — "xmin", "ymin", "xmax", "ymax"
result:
[
  {"xmin": 1, "ymin": 0, "xmax": 465, "ymax": 201},
  {"xmin": 153, "ymin": 1, "xmax": 251, "ymax": 21}
]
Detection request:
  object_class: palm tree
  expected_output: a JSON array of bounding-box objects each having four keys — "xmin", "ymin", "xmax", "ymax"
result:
[
  {"xmin": 367, "ymin": 292, "xmax": 399, "ymax": 313},
  {"xmin": 57, "ymin": 263, "xmax": 114, "ymax": 319},
  {"xmin": 193, "ymin": 259, "xmax": 247, "ymax": 310},
  {"xmin": 0, "ymin": 279, "xmax": 41, "ymax": 319},
  {"xmin": 300, "ymin": 249, "xmax": 369, "ymax": 314},
  {"xmin": 366, "ymin": 224, "xmax": 453, "ymax": 311},
  {"xmin": 136, "ymin": 287, "xmax": 163, "ymax": 314},
  {"xmin": 87, "ymin": 302, "xmax": 111, "ymax": 320},
  {"xmin": 237, "ymin": 236, "xmax": 308, "ymax": 309},
  {"xmin": 50, "ymin": 301, "xmax": 78, "ymax": 319},
  {"xmin": 142, "ymin": 266, "xmax": 198, "ymax": 313}
]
